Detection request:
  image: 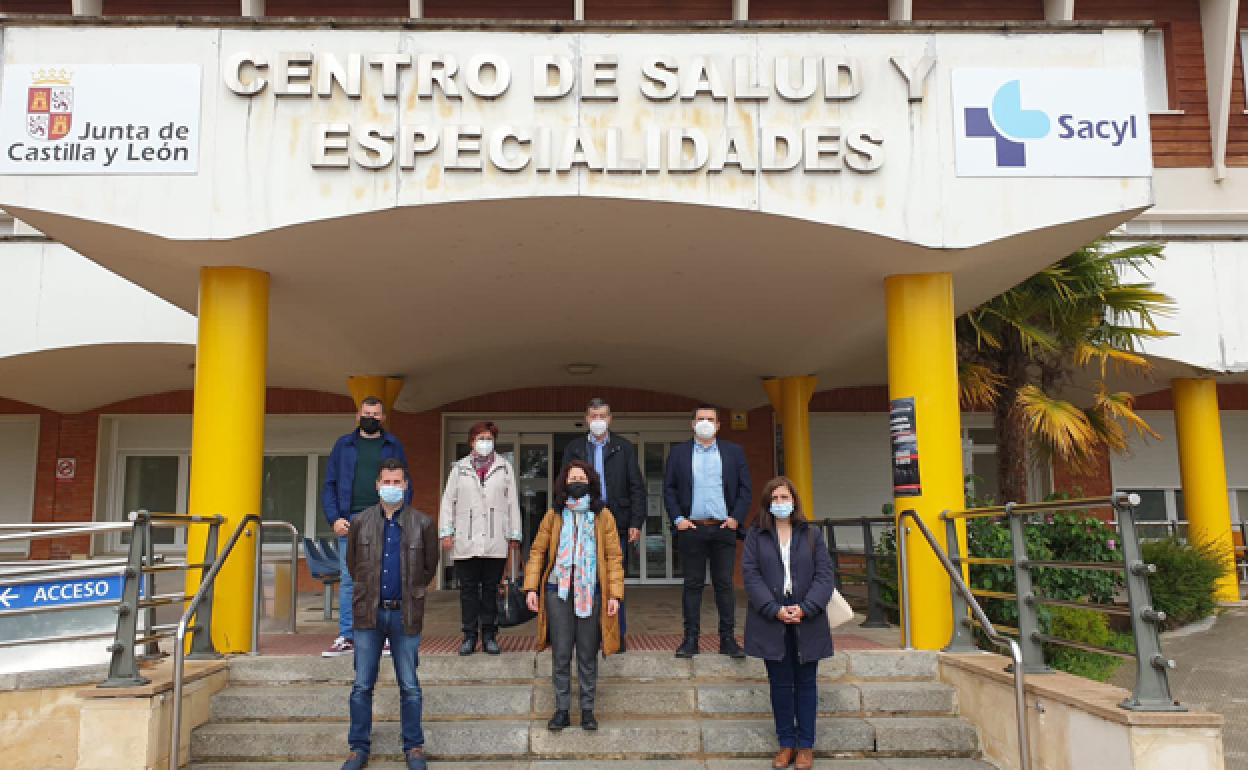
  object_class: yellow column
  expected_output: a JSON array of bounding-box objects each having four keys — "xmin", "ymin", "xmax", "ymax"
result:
[
  {"xmin": 885, "ymin": 273, "xmax": 965, "ymax": 650},
  {"xmin": 1172, "ymin": 378, "xmax": 1239, "ymax": 602},
  {"xmin": 347, "ymin": 375, "xmax": 405, "ymax": 417},
  {"xmin": 185, "ymin": 267, "xmax": 269, "ymax": 654},
  {"xmin": 763, "ymin": 376, "xmax": 818, "ymax": 510}
]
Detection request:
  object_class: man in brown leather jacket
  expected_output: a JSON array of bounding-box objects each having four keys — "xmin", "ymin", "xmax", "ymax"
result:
[{"xmin": 340, "ymin": 458, "xmax": 439, "ymax": 770}]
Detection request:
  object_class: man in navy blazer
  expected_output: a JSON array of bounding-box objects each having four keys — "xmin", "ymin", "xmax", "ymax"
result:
[{"xmin": 663, "ymin": 405, "xmax": 752, "ymax": 658}]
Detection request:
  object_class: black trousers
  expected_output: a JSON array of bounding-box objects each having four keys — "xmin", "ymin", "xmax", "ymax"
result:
[
  {"xmin": 455, "ymin": 557, "xmax": 506, "ymax": 634},
  {"xmin": 677, "ymin": 524, "xmax": 737, "ymax": 637}
]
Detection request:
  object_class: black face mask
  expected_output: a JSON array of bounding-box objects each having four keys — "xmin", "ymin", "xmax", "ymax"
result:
[
  {"xmin": 359, "ymin": 416, "xmax": 382, "ymax": 435},
  {"xmin": 566, "ymin": 482, "xmax": 591, "ymax": 500}
]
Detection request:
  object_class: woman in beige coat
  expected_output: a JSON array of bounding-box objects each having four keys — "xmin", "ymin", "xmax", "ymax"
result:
[
  {"xmin": 438, "ymin": 420, "xmax": 523, "ymax": 655},
  {"xmin": 524, "ymin": 459, "xmax": 624, "ymax": 732}
]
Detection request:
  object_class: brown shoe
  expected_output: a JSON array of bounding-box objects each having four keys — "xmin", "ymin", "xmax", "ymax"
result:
[
  {"xmin": 794, "ymin": 748, "xmax": 814, "ymax": 769},
  {"xmin": 772, "ymin": 748, "xmax": 795, "ymax": 768}
]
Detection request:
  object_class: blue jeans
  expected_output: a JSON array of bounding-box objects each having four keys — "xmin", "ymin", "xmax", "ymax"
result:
[
  {"xmin": 337, "ymin": 535, "xmax": 353, "ymax": 640},
  {"xmin": 349, "ymin": 607, "xmax": 423, "ymax": 755},
  {"xmin": 764, "ymin": 624, "xmax": 819, "ymax": 749}
]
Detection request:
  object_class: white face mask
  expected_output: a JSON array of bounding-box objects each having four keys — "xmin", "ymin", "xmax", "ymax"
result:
[
  {"xmin": 694, "ymin": 419, "xmax": 717, "ymax": 440},
  {"xmin": 474, "ymin": 438, "xmax": 494, "ymax": 456},
  {"xmin": 589, "ymin": 419, "xmax": 609, "ymax": 437}
]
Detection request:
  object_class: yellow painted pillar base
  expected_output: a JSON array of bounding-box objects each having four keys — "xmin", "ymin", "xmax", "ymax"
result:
[
  {"xmin": 347, "ymin": 375, "xmax": 405, "ymax": 416},
  {"xmin": 885, "ymin": 273, "xmax": 965, "ymax": 650},
  {"xmin": 1172, "ymin": 378, "xmax": 1239, "ymax": 602},
  {"xmin": 185, "ymin": 267, "xmax": 270, "ymax": 654},
  {"xmin": 763, "ymin": 376, "xmax": 818, "ymax": 511}
]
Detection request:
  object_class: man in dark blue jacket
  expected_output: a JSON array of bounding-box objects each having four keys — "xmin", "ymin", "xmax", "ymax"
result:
[
  {"xmin": 321, "ymin": 396, "xmax": 411, "ymax": 657},
  {"xmin": 663, "ymin": 405, "xmax": 752, "ymax": 659}
]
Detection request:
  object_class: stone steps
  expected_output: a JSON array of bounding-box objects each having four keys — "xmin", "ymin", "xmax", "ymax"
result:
[
  {"xmin": 190, "ymin": 717, "xmax": 980, "ymax": 762},
  {"xmin": 189, "ymin": 650, "xmax": 992, "ymax": 767},
  {"xmin": 192, "ymin": 761, "xmax": 998, "ymax": 770},
  {"xmin": 209, "ymin": 681, "xmax": 957, "ymax": 721},
  {"xmin": 223, "ymin": 649, "xmax": 938, "ymax": 686}
]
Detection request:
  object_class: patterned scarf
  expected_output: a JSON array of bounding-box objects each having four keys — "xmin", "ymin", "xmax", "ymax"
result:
[
  {"xmin": 551, "ymin": 495, "xmax": 598, "ymax": 618},
  {"xmin": 471, "ymin": 451, "xmax": 494, "ymax": 482}
]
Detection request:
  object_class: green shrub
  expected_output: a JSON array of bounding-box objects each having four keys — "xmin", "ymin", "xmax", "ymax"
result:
[
  {"xmin": 1142, "ymin": 537, "xmax": 1231, "ymax": 628},
  {"xmin": 1043, "ymin": 605, "xmax": 1132, "ymax": 682}
]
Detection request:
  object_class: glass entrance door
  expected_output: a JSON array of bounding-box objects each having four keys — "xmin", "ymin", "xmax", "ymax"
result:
[{"xmin": 440, "ymin": 416, "xmax": 691, "ymax": 586}]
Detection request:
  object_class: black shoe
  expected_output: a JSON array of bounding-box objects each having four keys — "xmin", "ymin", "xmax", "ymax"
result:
[
  {"xmin": 340, "ymin": 751, "xmax": 368, "ymax": 770},
  {"xmin": 720, "ymin": 636, "xmax": 746, "ymax": 658},
  {"xmin": 547, "ymin": 709, "xmax": 571, "ymax": 731},
  {"xmin": 459, "ymin": 634, "xmax": 478, "ymax": 656},
  {"xmin": 482, "ymin": 631, "xmax": 501, "ymax": 655},
  {"xmin": 675, "ymin": 636, "xmax": 699, "ymax": 658},
  {"xmin": 581, "ymin": 709, "xmax": 598, "ymax": 731}
]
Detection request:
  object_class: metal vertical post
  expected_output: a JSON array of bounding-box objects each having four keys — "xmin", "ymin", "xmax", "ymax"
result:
[
  {"xmin": 1007, "ymin": 506, "xmax": 1050, "ymax": 673},
  {"xmin": 101, "ymin": 513, "xmax": 149, "ymax": 687},
  {"xmin": 861, "ymin": 519, "xmax": 890, "ymax": 628},
  {"xmin": 188, "ymin": 519, "xmax": 223, "ymax": 660},
  {"xmin": 825, "ymin": 523, "xmax": 841, "ymax": 586},
  {"xmin": 139, "ymin": 511, "xmax": 161, "ymax": 660},
  {"xmin": 944, "ymin": 515, "xmax": 978, "ymax": 653},
  {"xmin": 1116, "ymin": 494, "xmax": 1185, "ymax": 711}
]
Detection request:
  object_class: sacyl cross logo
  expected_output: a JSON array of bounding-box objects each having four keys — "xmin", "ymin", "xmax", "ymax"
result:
[{"xmin": 963, "ymin": 80, "xmax": 1050, "ymax": 168}]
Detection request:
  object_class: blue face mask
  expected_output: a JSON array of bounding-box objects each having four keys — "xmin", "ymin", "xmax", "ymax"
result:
[
  {"xmin": 378, "ymin": 485, "xmax": 405, "ymax": 505},
  {"xmin": 770, "ymin": 501, "xmax": 794, "ymax": 519}
]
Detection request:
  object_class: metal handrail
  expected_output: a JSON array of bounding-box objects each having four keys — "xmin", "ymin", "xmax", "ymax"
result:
[
  {"xmin": 896, "ymin": 508, "xmax": 1032, "ymax": 770},
  {"xmin": 251, "ymin": 520, "xmax": 300, "ymax": 653},
  {"xmin": 170, "ymin": 513, "xmax": 261, "ymax": 770},
  {"xmin": 939, "ymin": 492, "xmax": 1183, "ymax": 712},
  {"xmin": 815, "ymin": 515, "xmax": 898, "ymax": 627},
  {"xmin": 0, "ymin": 516, "xmax": 222, "ymax": 689}
]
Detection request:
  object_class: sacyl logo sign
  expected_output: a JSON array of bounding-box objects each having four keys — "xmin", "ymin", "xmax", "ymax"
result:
[
  {"xmin": 964, "ymin": 80, "xmax": 1049, "ymax": 167},
  {"xmin": 952, "ymin": 69, "xmax": 1151, "ymax": 178}
]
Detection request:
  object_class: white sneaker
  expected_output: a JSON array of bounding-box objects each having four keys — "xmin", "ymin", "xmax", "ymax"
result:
[{"xmin": 322, "ymin": 635, "xmax": 354, "ymax": 657}]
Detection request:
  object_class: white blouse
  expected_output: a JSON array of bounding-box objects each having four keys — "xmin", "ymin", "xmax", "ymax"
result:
[{"xmin": 779, "ymin": 537, "xmax": 793, "ymax": 596}]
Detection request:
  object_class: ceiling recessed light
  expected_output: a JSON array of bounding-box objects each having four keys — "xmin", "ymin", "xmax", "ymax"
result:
[{"xmin": 566, "ymin": 363, "xmax": 597, "ymax": 376}]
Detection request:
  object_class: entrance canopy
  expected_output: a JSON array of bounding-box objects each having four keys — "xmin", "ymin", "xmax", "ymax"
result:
[{"xmin": 0, "ymin": 22, "xmax": 1155, "ymax": 410}]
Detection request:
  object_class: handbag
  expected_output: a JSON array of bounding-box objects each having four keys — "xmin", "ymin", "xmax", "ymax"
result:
[
  {"xmin": 806, "ymin": 526, "xmax": 855, "ymax": 630},
  {"xmin": 496, "ymin": 554, "xmax": 537, "ymax": 628}
]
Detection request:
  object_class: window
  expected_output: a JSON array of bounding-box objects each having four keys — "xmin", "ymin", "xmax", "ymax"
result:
[
  {"xmin": 1142, "ymin": 29, "xmax": 1171, "ymax": 112},
  {"xmin": 963, "ymin": 424, "xmax": 1000, "ymax": 504},
  {"xmin": 0, "ymin": 416, "xmax": 39, "ymax": 554},
  {"xmin": 1242, "ymin": 32, "xmax": 1248, "ymax": 110},
  {"xmin": 120, "ymin": 454, "xmax": 186, "ymax": 545},
  {"xmin": 1122, "ymin": 487, "xmax": 1202, "ymax": 539}
]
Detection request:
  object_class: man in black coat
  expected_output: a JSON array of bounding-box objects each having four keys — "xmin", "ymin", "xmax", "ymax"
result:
[
  {"xmin": 663, "ymin": 405, "xmax": 752, "ymax": 658},
  {"xmin": 560, "ymin": 397, "xmax": 646, "ymax": 649}
]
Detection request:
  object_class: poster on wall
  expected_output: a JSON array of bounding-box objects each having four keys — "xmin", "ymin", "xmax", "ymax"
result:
[
  {"xmin": 0, "ymin": 64, "xmax": 201, "ymax": 174},
  {"xmin": 890, "ymin": 397, "xmax": 921, "ymax": 497}
]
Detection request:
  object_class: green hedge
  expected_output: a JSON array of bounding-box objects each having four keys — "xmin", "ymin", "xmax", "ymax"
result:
[{"xmin": 1142, "ymin": 537, "xmax": 1231, "ymax": 628}]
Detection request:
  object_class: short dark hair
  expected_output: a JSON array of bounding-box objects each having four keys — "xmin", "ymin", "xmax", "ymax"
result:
[
  {"xmin": 755, "ymin": 476, "xmax": 808, "ymax": 531},
  {"xmin": 360, "ymin": 396, "xmax": 384, "ymax": 410},
  {"xmin": 468, "ymin": 420, "xmax": 499, "ymax": 441},
  {"xmin": 553, "ymin": 460, "xmax": 604, "ymax": 513},
  {"xmin": 586, "ymin": 398, "xmax": 610, "ymax": 413},
  {"xmin": 692, "ymin": 404, "xmax": 719, "ymax": 420},
  {"xmin": 376, "ymin": 457, "xmax": 409, "ymax": 482}
]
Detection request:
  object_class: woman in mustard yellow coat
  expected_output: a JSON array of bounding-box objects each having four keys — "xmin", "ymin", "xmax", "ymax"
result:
[{"xmin": 524, "ymin": 459, "xmax": 625, "ymax": 733}]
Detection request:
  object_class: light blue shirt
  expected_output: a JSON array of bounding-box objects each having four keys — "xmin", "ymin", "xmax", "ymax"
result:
[
  {"xmin": 690, "ymin": 441, "xmax": 728, "ymax": 522},
  {"xmin": 589, "ymin": 433, "xmax": 608, "ymax": 502}
]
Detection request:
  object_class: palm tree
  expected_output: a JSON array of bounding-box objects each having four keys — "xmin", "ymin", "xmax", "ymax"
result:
[{"xmin": 957, "ymin": 240, "xmax": 1175, "ymax": 503}]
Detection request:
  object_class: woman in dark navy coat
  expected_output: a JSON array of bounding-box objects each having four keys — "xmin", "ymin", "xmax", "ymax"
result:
[{"xmin": 742, "ymin": 476, "xmax": 836, "ymax": 770}]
